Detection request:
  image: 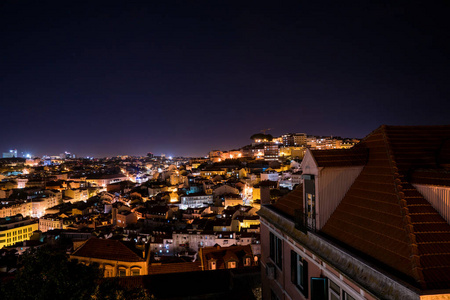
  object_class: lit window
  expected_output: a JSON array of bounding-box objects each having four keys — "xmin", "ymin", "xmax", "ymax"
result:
[
  {"xmin": 104, "ymin": 268, "xmax": 113, "ymax": 277},
  {"xmin": 241, "ymin": 257, "xmax": 249, "ymax": 266},
  {"xmin": 227, "ymin": 261, "xmax": 236, "ymax": 269},
  {"xmin": 131, "ymin": 269, "xmax": 140, "ymax": 276},
  {"xmin": 209, "ymin": 261, "xmax": 216, "ymax": 270}
]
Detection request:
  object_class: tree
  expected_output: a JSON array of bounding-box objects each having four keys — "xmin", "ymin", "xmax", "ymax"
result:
[
  {"xmin": 0, "ymin": 246, "xmax": 153, "ymax": 300},
  {"xmin": 1, "ymin": 246, "xmax": 100, "ymax": 300}
]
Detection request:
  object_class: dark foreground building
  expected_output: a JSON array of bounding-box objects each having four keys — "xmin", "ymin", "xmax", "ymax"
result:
[{"xmin": 259, "ymin": 125, "xmax": 450, "ymax": 300}]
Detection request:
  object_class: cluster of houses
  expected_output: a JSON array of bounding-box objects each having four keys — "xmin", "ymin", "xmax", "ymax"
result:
[{"xmin": 4, "ymin": 126, "xmax": 450, "ymax": 299}]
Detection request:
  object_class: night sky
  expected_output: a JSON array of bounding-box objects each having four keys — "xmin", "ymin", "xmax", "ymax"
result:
[{"xmin": 1, "ymin": 1, "xmax": 450, "ymax": 157}]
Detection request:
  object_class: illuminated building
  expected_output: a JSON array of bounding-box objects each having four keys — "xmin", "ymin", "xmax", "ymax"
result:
[
  {"xmin": 260, "ymin": 170, "xmax": 279, "ymax": 182},
  {"xmin": 173, "ymin": 231, "xmax": 217, "ymax": 253},
  {"xmin": 115, "ymin": 210, "xmax": 137, "ymax": 228},
  {"xmin": 63, "ymin": 188, "xmax": 89, "ymax": 203},
  {"xmin": 70, "ymin": 237, "xmax": 148, "ymax": 277},
  {"xmin": 85, "ymin": 174, "xmax": 128, "ymax": 188},
  {"xmin": 200, "ymin": 169, "xmax": 227, "ymax": 179},
  {"xmin": 223, "ymin": 195, "xmax": 243, "ymax": 208},
  {"xmin": 0, "ymin": 194, "xmax": 60, "ymax": 219},
  {"xmin": 282, "ymin": 133, "xmax": 307, "ymax": 146},
  {"xmin": 39, "ymin": 214, "xmax": 64, "ymax": 232},
  {"xmin": 179, "ymin": 193, "xmax": 213, "ymax": 210},
  {"xmin": 199, "ymin": 245, "xmax": 255, "ymax": 271},
  {"xmin": 16, "ymin": 178, "xmax": 28, "ymax": 189},
  {"xmin": 0, "ymin": 202, "xmax": 32, "ymax": 219},
  {"xmin": 0, "ymin": 215, "xmax": 38, "ymax": 249}
]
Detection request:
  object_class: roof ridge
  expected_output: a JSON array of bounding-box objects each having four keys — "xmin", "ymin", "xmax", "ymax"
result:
[{"xmin": 382, "ymin": 126, "xmax": 426, "ymax": 288}]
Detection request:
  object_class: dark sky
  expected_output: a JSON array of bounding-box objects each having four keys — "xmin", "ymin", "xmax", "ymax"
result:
[{"xmin": 1, "ymin": 1, "xmax": 450, "ymax": 157}]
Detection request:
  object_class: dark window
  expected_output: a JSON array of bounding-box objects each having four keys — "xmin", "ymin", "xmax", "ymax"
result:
[
  {"xmin": 269, "ymin": 232, "xmax": 282, "ymax": 270},
  {"xmin": 329, "ymin": 279, "xmax": 340, "ymax": 300},
  {"xmin": 311, "ymin": 277, "xmax": 328, "ymax": 300},
  {"xmin": 270, "ymin": 289, "xmax": 279, "ymax": 300},
  {"xmin": 343, "ymin": 291, "xmax": 356, "ymax": 300},
  {"xmin": 291, "ymin": 250, "xmax": 308, "ymax": 297}
]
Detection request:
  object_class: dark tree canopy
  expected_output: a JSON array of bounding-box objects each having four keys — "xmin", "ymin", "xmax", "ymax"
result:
[
  {"xmin": 250, "ymin": 134, "xmax": 273, "ymax": 141},
  {"xmin": 1, "ymin": 247, "xmax": 100, "ymax": 300},
  {"xmin": 0, "ymin": 246, "xmax": 153, "ymax": 300}
]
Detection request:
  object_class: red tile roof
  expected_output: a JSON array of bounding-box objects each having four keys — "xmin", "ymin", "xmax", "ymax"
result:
[
  {"xmin": 272, "ymin": 184, "xmax": 303, "ymax": 217},
  {"xmin": 411, "ymin": 169, "xmax": 450, "ymax": 187},
  {"xmin": 148, "ymin": 261, "xmax": 202, "ymax": 275},
  {"xmin": 199, "ymin": 245, "xmax": 253, "ymax": 270},
  {"xmin": 322, "ymin": 125, "xmax": 450, "ymax": 290},
  {"xmin": 71, "ymin": 237, "xmax": 145, "ymax": 262},
  {"xmin": 311, "ymin": 148, "xmax": 368, "ymax": 167}
]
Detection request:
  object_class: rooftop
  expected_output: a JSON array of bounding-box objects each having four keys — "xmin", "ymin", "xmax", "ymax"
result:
[{"xmin": 71, "ymin": 237, "xmax": 145, "ymax": 262}]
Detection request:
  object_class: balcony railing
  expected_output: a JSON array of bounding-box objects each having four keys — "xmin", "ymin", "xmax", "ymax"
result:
[{"xmin": 294, "ymin": 209, "xmax": 315, "ymax": 233}]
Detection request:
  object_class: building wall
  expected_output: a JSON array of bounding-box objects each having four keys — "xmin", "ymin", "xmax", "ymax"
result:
[
  {"xmin": 70, "ymin": 256, "xmax": 147, "ymax": 277},
  {"xmin": 224, "ymin": 198, "xmax": 243, "ymax": 207},
  {"xmin": 261, "ymin": 219, "xmax": 378, "ymax": 300},
  {"xmin": 0, "ymin": 202, "xmax": 33, "ymax": 218},
  {"xmin": 39, "ymin": 218, "xmax": 64, "ymax": 232},
  {"xmin": 0, "ymin": 222, "xmax": 38, "ymax": 249},
  {"xmin": 316, "ymin": 166, "xmax": 364, "ymax": 229},
  {"xmin": 414, "ymin": 184, "xmax": 450, "ymax": 225},
  {"xmin": 180, "ymin": 195, "xmax": 213, "ymax": 209},
  {"xmin": 259, "ymin": 206, "xmax": 423, "ymax": 300},
  {"xmin": 261, "ymin": 172, "xmax": 279, "ymax": 182},
  {"xmin": 173, "ymin": 232, "xmax": 216, "ymax": 253}
]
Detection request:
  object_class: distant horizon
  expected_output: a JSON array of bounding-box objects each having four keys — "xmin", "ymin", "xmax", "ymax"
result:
[{"xmin": 2, "ymin": 129, "xmax": 365, "ymax": 159}]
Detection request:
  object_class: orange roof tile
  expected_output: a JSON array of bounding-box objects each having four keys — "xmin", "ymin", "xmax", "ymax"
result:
[
  {"xmin": 148, "ymin": 261, "xmax": 202, "ymax": 275},
  {"xmin": 71, "ymin": 237, "xmax": 145, "ymax": 262},
  {"xmin": 411, "ymin": 169, "xmax": 450, "ymax": 187},
  {"xmin": 272, "ymin": 184, "xmax": 303, "ymax": 217},
  {"xmin": 199, "ymin": 245, "xmax": 253, "ymax": 270},
  {"xmin": 311, "ymin": 148, "xmax": 368, "ymax": 167}
]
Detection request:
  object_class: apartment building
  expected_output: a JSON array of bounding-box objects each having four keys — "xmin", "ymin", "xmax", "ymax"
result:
[{"xmin": 0, "ymin": 215, "xmax": 38, "ymax": 249}]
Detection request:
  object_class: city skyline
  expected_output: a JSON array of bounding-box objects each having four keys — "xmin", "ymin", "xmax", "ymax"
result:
[
  {"xmin": 2, "ymin": 1, "xmax": 450, "ymax": 157},
  {"xmin": 2, "ymin": 130, "xmax": 359, "ymax": 158}
]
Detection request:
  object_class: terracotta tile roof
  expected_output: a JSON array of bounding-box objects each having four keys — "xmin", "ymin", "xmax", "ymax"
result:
[
  {"xmin": 199, "ymin": 245, "xmax": 253, "ymax": 270},
  {"xmin": 272, "ymin": 184, "xmax": 303, "ymax": 217},
  {"xmin": 148, "ymin": 261, "xmax": 202, "ymax": 275},
  {"xmin": 322, "ymin": 125, "xmax": 450, "ymax": 290},
  {"xmin": 411, "ymin": 169, "xmax": 450, "ymax": 187},
  {"xmin": 71, "ymin": 237, "xmax": 145, "ymax": 262},
  {"xmin": 311, "ymin": 148, "xmax": 368, "ymax": 167}
]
